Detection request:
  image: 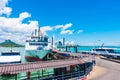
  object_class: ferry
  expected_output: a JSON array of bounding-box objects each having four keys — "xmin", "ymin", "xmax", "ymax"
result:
[
  {"xmin": 91, "ymin": 48, "xmax": 120, "ymax": 59},
  {"xmin": 91, "ymin": 48, "xmax": 114, "ymax": 55},
  {"xmin": 25, "ymin": 27, "xmax": 51, "ymax": 61},
  {"xmin": 0, "ymin": 50, "xmax": 21, "ymax": 64}
]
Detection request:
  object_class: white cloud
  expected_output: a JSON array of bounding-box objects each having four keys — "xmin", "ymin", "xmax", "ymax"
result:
[
  {"xmin": 60, "ymin": 23, "xmax": 73, "ymax": 35},
  {"xmin": 36, "ymin": 23, "xmax": 73, "ymax": 36},
  {"xmin": 0, "ymin": 12, "xmax": 38, "ymax": 33},
  {"xmin": 0, "ymin": 32, "xmax": 26, "ymax": 44},
  {"xmin": 0, "ymin": 11, "xmax": 38, "ymax": 44},
  {"xmin": 61, "ymin": 30, "xmax": 74, "ymax": 34},
  {"xmin": 55, "ymin": 25, "xmax": 64, "ymax": 29},
  {"xmin": 55, "ymin": 23, "xmax": 74, "ymax": 35},
  {"xmin": 0, "ymin": 0, "xmax": 74, "ymax": 44},
  {"xmin": 77, "ymin": 30, "xmax": 83, "ymax": 34},
  {"xmin": 69, "ymin": 41, "xmax": 75, "ymax": 45},
  {"xmin": 40, "ymin": 26, "xmax": 53, "ymax": 35},
  {"xmin": 19, "ymin": 12, "xmax": 31, "ymax": 20},
  {"xmin": 0, "ymin": 0, "xmax": 12, "ymax": 17},
  {"xmin": 55, "ymin": 23, "xmax": 72, "ymax": 30},
  {"xmin": 65, "ymin": 41, "xmax": 75, "ymax": 46},
  {"xmin": 62, "ymin": 23, "xmax": 72, "ymax": 30}
]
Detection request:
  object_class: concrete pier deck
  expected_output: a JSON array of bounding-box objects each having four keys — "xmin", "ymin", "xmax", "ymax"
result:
[{"xmin": 87, "ymin": 57, "xmax": 120, "ymax": 80}]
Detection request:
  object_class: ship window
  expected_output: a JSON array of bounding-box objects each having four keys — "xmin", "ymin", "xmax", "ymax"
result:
[
  {"xmin": 1, "ymin": 52, "xmax": 20, "ymax": 56},
  {"xmin": 93, "ymin": 49, "xmax": 114, "ymax": 53},
  {"xmin": 107, "ymin": 50, "xmax": 114, "ymax": 53},
  {"xmin": 93, "ymin": 49, "xmax": 106, "ymax": 51},
  {"xmin": 26, "ymin": 40, "xmax": 30, "ymax": 42},
  {"xmin": 44, "ymin": 37, "xmax": 48, "ymax": 42},
  {"xmin": 38, "ymin": 40, "xmax": 41, "ymax": 42},
  {"xmin": 31, "ymin": 40, "xmax": 35, "ymax": 42},
  {"xmin": 29, "ymin": 43, "xmax": 48, "ymax": 46}
]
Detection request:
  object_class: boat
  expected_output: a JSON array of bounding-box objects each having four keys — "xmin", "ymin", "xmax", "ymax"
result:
[
  {"xmin": 91, "ymin": 48, "xmax": 120, "ymax": 59},
  {"xmin": 91, "ymin": 48, "xmax": 115, "ymax": 55},
  {"xmin": 25, "ymin": 27, "xmax": 51, "ymax": 62},
  {"xmin": 90, "ymin": 43, "xmax": 113, "ymax": 54},
  {"xmin": 90, "ymin": 43, "xmax": 120, "ymax": 59},
  {"xmin": 0, "ymin": 50, "xmax": 21, "ymax": 64}
]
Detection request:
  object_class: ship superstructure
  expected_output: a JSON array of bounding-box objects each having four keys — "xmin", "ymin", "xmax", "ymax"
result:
[{"xmin": 25, "ymin": 27, "xmax": 51, "ymax": 61}]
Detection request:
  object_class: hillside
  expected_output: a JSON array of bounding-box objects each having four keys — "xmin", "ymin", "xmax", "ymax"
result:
[{"xmin": 0, "ymin": 40, "xmax": 24, "ymax": 47}]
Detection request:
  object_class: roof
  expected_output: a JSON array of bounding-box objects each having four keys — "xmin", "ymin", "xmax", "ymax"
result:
[{"xmin": 0, "ymin": 55, "xmax": 94, "ymax": 75}]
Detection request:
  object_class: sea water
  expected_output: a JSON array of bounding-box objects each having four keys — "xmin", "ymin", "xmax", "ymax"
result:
[
  {"xmin": 0, "ymin": 47, "xmax": 54, "ymax": 80},
  {"xmin": 0, "ymin": 47, "xmax": 26, "ymax": 80},
  {"xmin": 0, "ymin": 46, "xmax": 120, "ymax": 80},
  {"xmin": 70, "ymin": 46, "xmax": 120, "ymax": 53}
]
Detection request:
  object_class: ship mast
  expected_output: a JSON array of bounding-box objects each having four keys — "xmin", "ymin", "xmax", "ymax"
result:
[{"xmin": 38, "ymin": 27, "xmax": 40, "ymax": 40}]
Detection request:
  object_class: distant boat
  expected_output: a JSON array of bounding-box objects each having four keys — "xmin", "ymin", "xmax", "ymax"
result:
[
  {"xmin": 0, "ymin": 50, "xmax": 21, "ymax": 64},
  {"xmin": 91, "ymin": 47, "xmax": 114, "ymax": 54},
  {"xmin": 90, "ymin": 43, "xmax": 120, "ymax": 59},
  {"xmin": 25, "ymin": 27, "xmax": 51, "ymax": 62}
]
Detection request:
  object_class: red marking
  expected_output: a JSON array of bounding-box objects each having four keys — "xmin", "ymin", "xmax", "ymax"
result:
[
  {"xmin": 25, "ymin": 56, "xmax": 42, "ymax": 62},
  {"xmin": 27, "ymin": 71, "xmax": 31, "ymax": 80},
  {"xmin": 81, "ymin": 77, "xmax": 87, "ymax": 80}
]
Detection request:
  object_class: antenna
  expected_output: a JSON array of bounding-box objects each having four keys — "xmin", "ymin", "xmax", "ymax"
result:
[
  {"xmin": 38, "ymin": 26, "xmax": 40, "ymax": 40},
  {"xmin": 52, "ymin": 36, "xmax": 54, "ymax": 48},
  {"xmin": 10, "ymin": 41, "xmax": 12, "ymax": 52},
  {"xmin": 63, "ymin": 37, "xmax": 65, "ymax": 46},
  {"xmin": 101, "ymin": 43, "xmax": 104, "ymax": 49}
]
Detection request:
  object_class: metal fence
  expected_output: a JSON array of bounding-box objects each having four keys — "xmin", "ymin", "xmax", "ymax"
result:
[{"xmin": 0, "ymin": 63, "xmax": 93, "ymax": 80}]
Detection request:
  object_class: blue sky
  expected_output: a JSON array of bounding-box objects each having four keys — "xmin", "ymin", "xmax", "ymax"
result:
[{"xmin": 0, "ymin": 0, "xmax": 120, "ymax": 46}]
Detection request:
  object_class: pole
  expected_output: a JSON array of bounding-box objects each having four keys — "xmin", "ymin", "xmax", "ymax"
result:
[
  {"xmin": 15, "ymin": 74, "xmax": 17, "ymax": 80},
  {"xmin": 52, "ymin": 36, "xmax": 53, "ymax": 48},
  {"xmin": 63, "ymin": 37, "xmax": 65, "ymax": 46},
  {"xmin": 75, "ymin": 46, "xmax": 78, "ymax": 53},
  {"xmin": 27, "ymin": 71, "xmax": 31, "ymax": 80},
  {"xmin": 66, "ymin": 46, "xmax": 67, "ymax": 51}
]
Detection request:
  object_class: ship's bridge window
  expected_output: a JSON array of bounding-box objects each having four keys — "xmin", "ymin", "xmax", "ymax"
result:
[
  {"xmin": 1, "ymin": 52, "xmax": 20, "ymax": 56},
  {"xmin": 44, "ymin": 37, "xmax": 48, "ymax": 42},
  {"xmin": 29, "ymin": 43, "xmax": 48, "ymax": 46},
  {"xmin": 93, "ymin": 49, "xmax": 114, "ymax": 53},
  {"xmin": 26, "ymin": 40, "xmax": 30, "ymax": 42},
  {"xmin": 93, "ymin": 49, "xmax": 106, "ymax": 51},
  {"xmin": 107, "ymin": 49, "xmax": 114, "ymax": 53},
  {"xmin": 37, "ymin": 40, "xmax": 48, "ymax": 42},
  {"xmin": 38, "ymin": 40, "xmax": 41, "ymax": 42},
  {"xmin": 30, "ymin": 39, "xmax": 38, "ymax": 42}
]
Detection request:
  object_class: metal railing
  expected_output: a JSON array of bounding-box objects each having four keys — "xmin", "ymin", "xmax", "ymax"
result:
[{"xmin": 0, "ymin": 63, "xmax": 93, "ymax": 80}]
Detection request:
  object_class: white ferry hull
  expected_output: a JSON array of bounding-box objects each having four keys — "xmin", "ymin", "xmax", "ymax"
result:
[{"xmin": 0, "ymin": 56, "xmax": 21, "ymax": 64}]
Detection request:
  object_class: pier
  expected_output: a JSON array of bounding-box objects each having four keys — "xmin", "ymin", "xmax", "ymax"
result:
[
  {"xmin": 0, "ymin": 55, "xmax": 94, "ymax": 74},
  {"xmin": 0, "ymin": 54, "xmax": 95, "ymax": 80},
  {"xmin": 87, "ymin": 57, "xmax": 120, "ymax": 80},
  {"xmin": 65, "ymin": 45, "xmax": 78, "ymax": 53}
]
